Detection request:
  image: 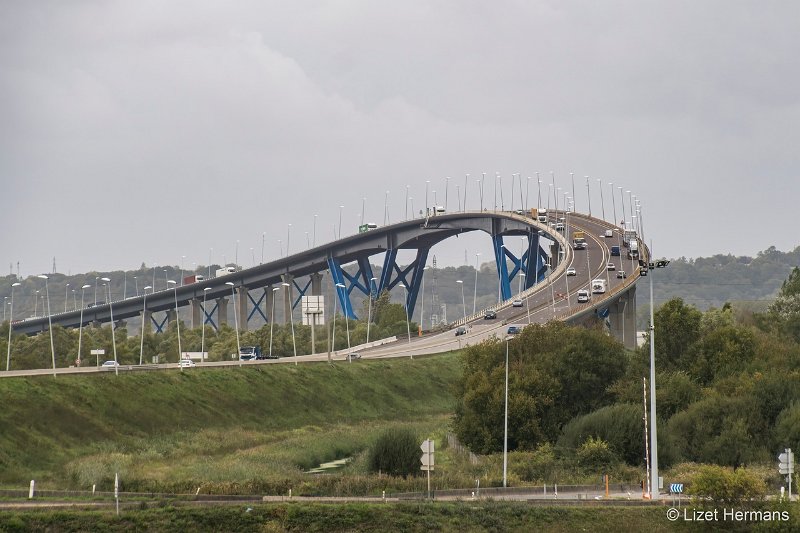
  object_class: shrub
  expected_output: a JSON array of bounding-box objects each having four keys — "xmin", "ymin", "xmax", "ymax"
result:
[
  {"xmin": 687, "ymin": 465, "xmax": 766, "ymax": 505},
  {"xmin": 367, "ymin": 427, "xmax": 421, "ymax": 478},
  {"xmin": 576, "ymin": 437, "xmax": 617, "ymax": 471}
]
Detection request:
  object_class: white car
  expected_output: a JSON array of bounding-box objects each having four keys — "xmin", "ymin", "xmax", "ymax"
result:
[
  {"xmin": 101, "ymin": 360, "xmax": 119, "ymax": 368},
  {"xmin": 179, "ymin": 359, "xmax": 196, "ymax": 368},
  {"xmin": 566, "ymin": 267, "xmax": 577, "ymax": 276},
  {"xmin": 606, "ymin": 262, "xmax": 616, "ymax": 271},
  {"xmin": 576, "ymin": 290, "xmax": 590, "ymax": 303},
  {"xmin": 616, "ymin": 270, "xmax": 627, "ymax": 279},
  {"xmin": 512, "ymin": 299, "xmax": 524, "ymax": 307}
]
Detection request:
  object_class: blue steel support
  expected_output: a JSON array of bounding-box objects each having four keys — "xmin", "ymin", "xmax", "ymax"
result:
[
  {"xmin": 203, "ymin": 300, "xmax": 219, "ymax": 331},
  {"xmin": 151, "ymin": 313, "xmax": 168, "ymax": 334},
  {"xmin": 291, "ymin": 278, "xmax": 313, "ymax": 310},
  {"xmin": 327, "ymin": 257, "xmax": 356, "ymax": 319},
  {"xmin": 247, "ymin": 289, "xmax": 269, "ymax": 323},
  {"xmin": 492, "ymin": 235, "xmax": 513, "ymax": 301},
  {"xmin": 378, "ymin": 248, "xmax": 428, "ymax": 317},
  {"xmin": 524, "ymin": 232, "xmax": 549, "ymax": 286}
]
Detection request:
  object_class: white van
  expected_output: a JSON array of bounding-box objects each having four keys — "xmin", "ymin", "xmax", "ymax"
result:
[
  {"xmin": 432, "ymin": 206, "xmax": 446, "ymax": 215},
  {"xmin": 577, "ymin": 289, "xmax": 590, "ymax": 303}
]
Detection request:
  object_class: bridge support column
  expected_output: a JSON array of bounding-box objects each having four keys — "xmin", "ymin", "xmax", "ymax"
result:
[
  {"xmin": 608, "ymin": 285, "xmax": 637, "ymax": 350},
  {"xmin": 217, "ymin": 297, "xmax": 229, "ymax": 327},
  {"xmin": 311, "ymin": 272, "xmax": 323, "ymax": 295},
  {"xmin": 236, "ymin": 286, "xmax": 248, "ymax": 331},
  {"xmin": 190, "ymin": 298, "xmax": 202, "ymax": 329},
  {"xmin": 282, "ymin": 274, "xmax": 294, "ymax": 325},
  {"xmin": 166, "ymin": 309, "xmax": 177, "ymax": 326}
]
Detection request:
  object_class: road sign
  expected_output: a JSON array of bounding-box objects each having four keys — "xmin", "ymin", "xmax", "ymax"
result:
[
  {"xmin": 90, "ymin": 349, "xmax": 105, "ymax": 355},
  {"xmin": 420, "ymin": 439, "xmax": 435, "ymax": 471},
  {"xmin": 779, "ymin": 449, "xmax": 794, "ymax": 475},
  {"xmin": 670, "ymin": 483, "xmax": 684, "ymax": 494}
]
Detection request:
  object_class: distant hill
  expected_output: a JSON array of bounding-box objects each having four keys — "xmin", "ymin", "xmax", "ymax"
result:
[{"xmin": 649, "ymin": 245, "xmax": 800, "ymax": 310}]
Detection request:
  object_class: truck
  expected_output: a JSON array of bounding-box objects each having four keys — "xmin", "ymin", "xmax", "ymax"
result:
[
  {"xmin": 181, "ymin": 351, "xmax": 208, "ymax": 361},
  {"xmin": 591, "ymin": 278, "xmax": 607, "ymax": 294},
  {"xmin": 216, "ymin": 266, "xmax": 236, "ymax": 277},
  {"xmin": 572, "ymin": 231, "xmax": 586, "ymax": 250},
  {"xmin": 431, "ymin": 205, "xmax": 446, "ymax": 215},
  {"xmin": 623, "ymin": 229, "xmax": 637, "ymax": 247},
  {"xmin": 359, "ymin": 223, "xmax": 378, "ymax": 233},
  {"xmin": 537, "ymin": 208, "xmax": 548, "ymax": 224},
  {"xmin": 530, "ymin": 208, "xmax": 539, "ymax": 219},
  {"xmin": 183, "ymin": 274, "xmax": 204, "ymax": 285},
  {"xmin": 628, "ymin": 238, "xmax": 639, "ymax": 258}
]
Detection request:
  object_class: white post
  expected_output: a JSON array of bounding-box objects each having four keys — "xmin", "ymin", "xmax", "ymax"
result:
[{"xmin": 28, "ymin": 480, "xmax": 35, "ymax": 499}]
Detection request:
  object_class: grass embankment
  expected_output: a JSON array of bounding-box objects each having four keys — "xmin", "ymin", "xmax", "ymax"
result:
[
  {"xmin": 0, "ymin": 354, "xmax": 460, "ymax": 490},
  {"xmin": 0, "ymin": 502, "xmax": 731, "ymax": 533}
]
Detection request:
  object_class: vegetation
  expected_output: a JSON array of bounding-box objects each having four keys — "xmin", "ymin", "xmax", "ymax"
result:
[
  {"xmin": 452, "ymin": 265, "xmax": 800, "ymax": 496},
  {"xmin": 367, "ymin": 427, "xmax": 422, "ymax": 477},
  {"xmin": 686, "ymin": 465, "xmax": 767, "ymax": 505},
  {"xmin": 0, "ymin": 502, "xmax": 747, "ymax": 533}
]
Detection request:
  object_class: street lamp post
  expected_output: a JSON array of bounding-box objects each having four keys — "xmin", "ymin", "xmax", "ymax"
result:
[
  {"xmin": 419, "ymin": 266, "xmax": 427, "ymax": 334},
  {"xmin": 102, "ymin": 277, "xmax": 119, "ymax": 375},
  {"xmin": 597, "ymin": 178, "xmax": 606, "ymax": 222},
  {"xmin": 6, "ymin": 282, "xmax": 20, "ymax": 371},
  {"xmin": 201, "ymin": 287, "xmax": 211, "ymax": 363},
  {"xmin": 225, "ymin": 282, "xmax": 241, "ymax": 366},
  {"xmin": 166, "ymin": 280, "xmax": 182, "ymax": 370},
  {"xmin": 473, "ymin": 253, "xmax": 481, "ymax": 315},
  {"xmin": 333, "ymin": 283, "xmax": 349, "ymax": 359},
  {"xmin": 456, "ymin": 280, "xmax": 466, "ymax": 323},
  {"xmin": 585, "ymin": 176, "xmax": 592, "ymax": 217},
  {"xmin": 401, "ymin": 284, "xmax": 412, "ymax": 354},
  {"xmin": 38, "ymin": 275, "xmax": 57, "ymax": 377},
  {"xmin": 366, "ymin": 277, "xmax": 377, "ymax": 343},
  {"xmin": 64, "ymin": 283, "xmax": 70, "ymax": 313},
  {"xmin": 269, "ymin": 286, "xmax": 280, "ymax": 358},
  {"xmin": 76, "ymin": 284, "xmax": 90, "ymax": 367},
  {"xmin": 139, "ymin": 285, "xmax": 152, "ymax": 365},
  {"xmin": 503, "ymin": 337, "xmax": 509, "ymax": 487},
  {"xmin": 282, "ymin": 282, "xmax": 298, "ymax": 365}
]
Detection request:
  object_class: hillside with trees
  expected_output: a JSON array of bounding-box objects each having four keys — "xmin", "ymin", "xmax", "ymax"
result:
[{"xmin": 453, "ymin": 267, "xmax": 800, "ymax": 491}]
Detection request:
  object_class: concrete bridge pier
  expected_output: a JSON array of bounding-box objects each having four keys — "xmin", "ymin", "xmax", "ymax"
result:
[
  {"xmin": 608, "ymin": 285, "xmax": 637, "ymax": 350},
  {"xmin": 190, "ymin": 298, "xmax": 202, "ymax": 329},
  {"xmin": 311, "ymin": 272, "xmax": 323, "ymax": 295},
  {"xmin": 217, "ymin": 297, "xmax": 228, "ymax": 327},
  {"xmin": 166, "ymin": 309, "xmax": 177, "ymax": 326},
  {"xmin": 236, "ymin": 286, "xmax": 248, "ymax": 331}
]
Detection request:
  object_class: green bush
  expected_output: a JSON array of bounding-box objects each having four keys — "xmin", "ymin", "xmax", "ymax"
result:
[
  {"xmin": 687, "ymin": 465, "xmax": 766, "ymax": 505},
  {"xmin": 367, "ymin": 427, "xmax": 422, "ymax": 478},
  {"xmin": 576, "ymin": 437, "xmax": 617, "ymax": 470}
]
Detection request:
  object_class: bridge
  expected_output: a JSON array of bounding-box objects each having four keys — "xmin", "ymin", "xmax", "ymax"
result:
[{"xmin": 10, "ymin": 209, "xmax": 646, "ymax": 350}]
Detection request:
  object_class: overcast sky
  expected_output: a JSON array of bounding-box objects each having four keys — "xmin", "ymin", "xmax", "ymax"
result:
[{"xmin": 2, "ymin": 1, "xmax": 798, "ymax": 278}]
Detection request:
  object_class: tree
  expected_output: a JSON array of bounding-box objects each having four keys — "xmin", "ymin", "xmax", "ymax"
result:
[
  {"xmin": 768, "ymin": 267, "xmax": 800, "ymax": 342},
  {"xmin": 652, "ymin": 298, "xmax": 702, "ymax": 371},
  {"xmin": 453, "ymin": 323, "xmax": 628, "ymax": 454}
]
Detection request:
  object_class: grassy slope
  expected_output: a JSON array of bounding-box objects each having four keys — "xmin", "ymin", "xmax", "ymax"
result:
[{"xmin": 0, "ymin": 354, "xmax": 460, "ymax": 482}]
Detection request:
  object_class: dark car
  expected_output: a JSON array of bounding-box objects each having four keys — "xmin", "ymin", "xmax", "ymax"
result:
[
  {"xmin": 507, "ymin": 325, "xmax": 521, "ymax": 335},
  {"xmin": 484, "ymin": 310, "xmax": 497, "ymax": 320},
  {"xmin": 455, "ymin": 326, "xmax": 467, "ymax": 336}
]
